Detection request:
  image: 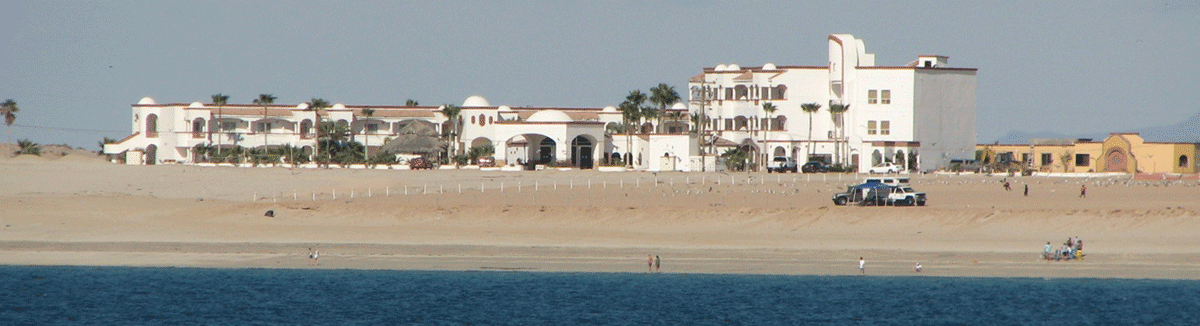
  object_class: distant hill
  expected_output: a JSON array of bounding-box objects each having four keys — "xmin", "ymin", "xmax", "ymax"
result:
[{"xmin": 993, "ymin": 112, "xmax": 1200, "ymax": 144}]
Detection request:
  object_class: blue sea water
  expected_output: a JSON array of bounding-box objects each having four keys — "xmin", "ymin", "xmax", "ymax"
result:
[{"xmin": 1, "ymin": 266, "xmax": 1197, "ymax": 325}]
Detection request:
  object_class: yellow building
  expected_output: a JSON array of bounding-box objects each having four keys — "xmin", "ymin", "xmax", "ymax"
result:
[{"xmin": 976, "ymin": 133, "xmax": 1199, "ymax": 174}]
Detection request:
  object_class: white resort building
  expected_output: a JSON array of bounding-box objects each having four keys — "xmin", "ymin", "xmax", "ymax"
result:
[
  {"xmin": 103, "ymin": 95, "xmax": 695, "ymax": 171},
  {"xmin": 105, "ymin": 34, "xmax": 976, "ymax": 173},
  {"xmin": 689, "ymin": 34, "xmax": 977, "ymax": 172}
]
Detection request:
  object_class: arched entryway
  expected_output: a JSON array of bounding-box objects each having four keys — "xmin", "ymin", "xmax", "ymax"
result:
[
  {"xmin": 773, "ymin": 146, "xmax": 786, "ymax": 157},
  {"xmin": 145, "ymin": 144, "xmax": 157, "ymax": 165},
  {"xmin": 1104, "ymin": 148, "xmax": 1128, "ymax": 172},
  {"xmin": 571, "ymin": 135, "xmax": 594, "ymax": 169},
  {"xmin": 872, "ymin": 150, "xmax": 883, "ymax": 167},
  {"xmin": 538, "ymin": 137, "xmax": 556, "ymax": 164}
]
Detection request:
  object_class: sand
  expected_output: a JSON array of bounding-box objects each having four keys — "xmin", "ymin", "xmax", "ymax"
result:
[{"xmin": 2, "ymin": 154, "xmax": 1199, "ymax": 279}]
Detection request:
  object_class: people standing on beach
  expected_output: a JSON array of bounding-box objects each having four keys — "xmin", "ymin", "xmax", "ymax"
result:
[
  {"xmin": 1044, "ymin": 242, "xmax": 1053, "ymax": 260},
  {"xmin": 654, "ymin": 255, "xmax": 661, "ymax": 272},
  {"xmin": 914, "ymin": 263, "xmax": 922, "ymax": 272},
  {"xmin": 647, "ymin": 254, "xmax": 654, "ymax": 272},
  {"xmin": 1003, "ymin": 180, "xmax": 1011, "ymax": 191},
  {"xmin": 308, "ymin": 248, "xmax": 316, "ymax": 265},
  {"xmin": 1080, "ymin": 184, "xmax": 1087, "ymax": 198},
  {"xmin": 859, "ymin": 257, "xmax": 865, "ymax": 274},
  {"xmin": 312, "ymin": 248, "xmax": 320, "ymax": 266},
  {"xmin": 1024, "ymin": 184, "xmax": 1029, "ymax": 197}
]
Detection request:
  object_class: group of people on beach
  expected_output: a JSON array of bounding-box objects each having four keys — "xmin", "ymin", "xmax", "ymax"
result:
[
  {"xmin": 647, "ymin": 254, "xmax": 661, "ymax": 272},
  {"xmin": 1003, "ymin": 179, "xmax": 1089, "ymax": 198},
  {"xmin": 1043, "ymin": 236, "xmax": 1084, "ymax": 261}
]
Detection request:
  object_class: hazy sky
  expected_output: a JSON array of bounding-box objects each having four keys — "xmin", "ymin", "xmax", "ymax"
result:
[{"xmin": 4, "ymin": 1, "xmax": 1199, "ymax": 148}]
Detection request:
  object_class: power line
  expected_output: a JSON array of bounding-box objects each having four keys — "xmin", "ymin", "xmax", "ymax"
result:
[{"xmin": 11, "ymin": 124, "xmax": 126, "ymax": 134}]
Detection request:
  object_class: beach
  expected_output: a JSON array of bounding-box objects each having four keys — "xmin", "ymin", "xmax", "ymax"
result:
[{"xmin": 2, "ymin": 152, "xmax": 1199, "ymax": 279}]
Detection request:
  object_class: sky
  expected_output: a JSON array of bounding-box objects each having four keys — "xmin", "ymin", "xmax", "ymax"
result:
[{"xmin": 3, "ymin": 1, "xmax": 1199, "ymax": 149}]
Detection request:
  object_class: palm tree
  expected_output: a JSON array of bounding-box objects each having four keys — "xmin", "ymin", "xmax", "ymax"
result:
[
  {"xmin": 15, "ymin": 138, "xmax": 40, "ymax": 156},
  {"xmin": 828, "ymin": 103, "xmax": 850, "ymax": 166},
  {"xmin": 253, "ymin": 94, "xmax": 276, "ymax": 162},
  {"xmin": 405, "ymin": 99, "xmax": 419, "ymax": 107},
  {"xmin": 621, "ymin": 90, "xmax": 647, "ymax": 167},
  {"xmin": 440, "ymin": 104, "xmax": 462, "ymax": 159},
  {"xmin": 1, "ymin": 99, "xmax": 18, "ymax": 144},
  {"xmin": 800, "ymin": 102, "xmax": 821, "ymax": 160},
  {"xmin": 649, "ymin": 83, "xmax": 680, "ymax": 133},
  {"xmin": 211, "ymin": 94, "xmax": 230, "ymax": 157},
  {"xmin": 360, "ymin": 108, "xmax": 375, "ymax": 159},
  {"xmin": 306, "ymin": 98, "xmax": 331, "ymax": 164},
  {"xmin": 761, "ymin": 102, "xmax": 778, "ymax": 167},
  {"xmin": 625, "ymin": 90, "xmax": 647, "ymax": 134}
]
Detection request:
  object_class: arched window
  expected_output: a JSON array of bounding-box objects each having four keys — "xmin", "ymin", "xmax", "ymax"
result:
[
  {"xmin": 734, "ymin": 85, "xmax": 749, "ymax": 100},
  {"xmin": 145, "ymin": 114, "xmax": 158, "ymax": 138},
  {"xmin": 471, "ymin": 116, "xmax": 476, "ymax": 124},
  {"xmin": 479, "ymin": 114, "xmax": 486, "ymax": 126},
  {"xmin": 773, "ymin": 85, "xmax": 787, "ymax": 100},
  {"xmin": 1180, "ymin": 155, "xmax": 1189, "ymax": 167}
]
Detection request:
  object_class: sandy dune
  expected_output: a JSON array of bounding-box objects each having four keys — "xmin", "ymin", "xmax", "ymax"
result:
[{"xmin": 2, "ymin": 154, "xmax": 1198, "ymax": 279}]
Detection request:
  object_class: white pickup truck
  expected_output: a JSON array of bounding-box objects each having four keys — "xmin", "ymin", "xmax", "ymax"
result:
[{"xmin": 885, "ymin": 186, "xmax": 926, "ymax": 206}]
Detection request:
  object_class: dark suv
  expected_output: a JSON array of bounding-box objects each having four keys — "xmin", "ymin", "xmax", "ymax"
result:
[{"xmin": 801, "ymin": 161, "xmax": 829, "ymax": 173}]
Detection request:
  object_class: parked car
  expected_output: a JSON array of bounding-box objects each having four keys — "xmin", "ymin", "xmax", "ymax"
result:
[
  {"xmin": 478, "ymin": 156, "xmax": 495, "ymax": 168},
  {"xmin": 408, "ymin": 157, "xmax": 434, "ymax": 170},
  {"xmin": 801, "ymin": 161, "xmax": 829, "ymax": 173},
  {"xmin": 767, "ymin": 156, "xmax": 798, "ymax": 173},
  {"xmin": 885, "ymin": 186, "xmax": 926, "ymax": 206},
  {"xmin": 868, "ymin": 162, "xmax": 902, "ymax": 174}
]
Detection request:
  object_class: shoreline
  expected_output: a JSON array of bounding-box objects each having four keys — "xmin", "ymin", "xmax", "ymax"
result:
[
  {"xmin": 3, "ymin": 241, "xmax": 1198, "ymax": 280},
  {"xmin": 3, "ymin": 158, "xmax": 1199, "ymax": 282}
]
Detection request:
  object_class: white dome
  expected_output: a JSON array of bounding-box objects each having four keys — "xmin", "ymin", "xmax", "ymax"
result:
[
  {"xmin": 670, "ymin": 102, "xmax": 686, "ymax": 110},
  {"xmin": 727, "ymin": 63, "xmax": 741, "ymax": 71},
  {"xmin": 296, "ymin": 103, "xmax": 309, "ymax": 110},
  {"xmin": 527, "ymin": 110, "xmax": 573, "ymax": 123},
  {"xmin": 601, "ymin": 105, "xmax": 618, "ymax": 113},
  {"xmin": 188, "ymin": 101, "xmax": 204, "ymax": 108},
  {"xmin": 137, "ymin": 97, "xmax": 156, "ymax": 105},
  {"xmin": 498, "ymin": 105, "xmax": 513, "ymax": 112},
  {"xmin": 763, "ymin": 63, "xmax": 777, "ymax": 70},
  {"xmin": 715, "ymin": 64, "xmax": 728, "ymax": 71},
  {"xmin": 331, "ymin": 103, "xmax": 346, "ymax": 110},
  {"xmin": 462, "ymin": 95, "xmax": 490, "ymax": 107}
]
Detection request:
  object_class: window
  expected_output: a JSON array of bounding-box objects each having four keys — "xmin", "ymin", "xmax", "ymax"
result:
[
  {"xmin": 262, "ymin": 122, "xmax": 272, "ymax": 133},
  {"xmin": 881, "ymin": 90, "xmax": 891, "ymax": 104},
  {"xmin": 880, "ymin": 121, "xmax": 890, "ymax": 135},
  {"xmin": 724, "ymin": 88, "xmax": 733, "ymax": 100},
  {"xmin": 867, "ymin": 120, "xmax": 877, "ymax": 135},
  {"xmin": 366, "ymin": 123, "xmax": 378, "ymax": 133},
  {"xmin": 773, "ymin": 85, "xmax": 787, "ymax": 100},
  {"xmin": 1040, "ymin": 153, "xmax": 1052, "ymax": 166},
  {"xmin": 221, "ymin": 122, "xmax": 235, "ymax": 131},
  {"xmin": 1075, "ymin": 154, "xmax": 1090, "ymax": 166},
  {"xmin": 1021, "ymin": 153, "xmax": 1031, "ymax": 165},
  {"xmin": 1180, "ymin": 155, "xmax": 1189, "ymax": 167},
  {"xmin": 867, "ymin": 90, "xmax": 878, "ymax": 104}
]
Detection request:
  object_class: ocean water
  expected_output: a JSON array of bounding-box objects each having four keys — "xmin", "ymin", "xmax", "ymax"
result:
[{"xmin": 1, "ymin": 266, "xmax": 1197, "ymax": 325}]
